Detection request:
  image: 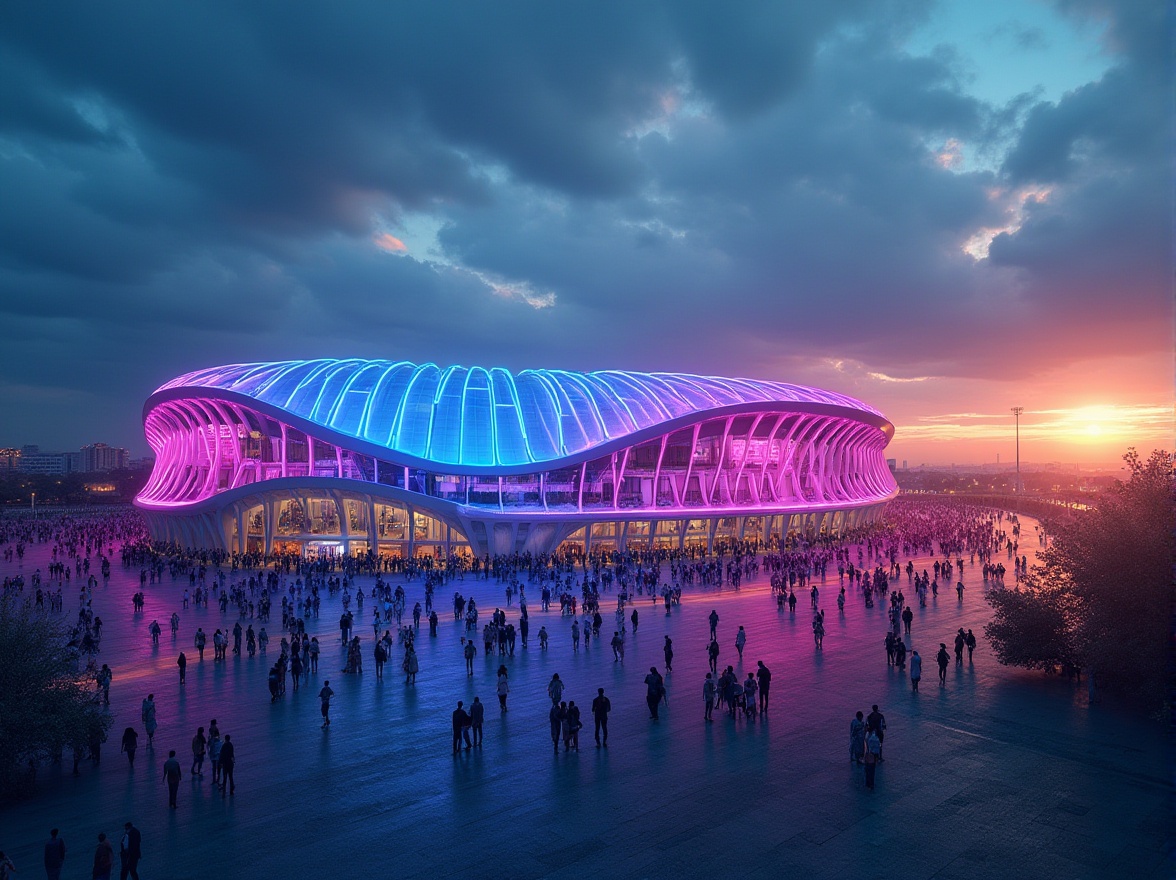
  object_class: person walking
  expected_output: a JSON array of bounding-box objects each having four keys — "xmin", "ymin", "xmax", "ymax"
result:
[
  {"xmin": 120, "ymin": 727, "xmax": 138, "ymax": 768},
  {"xmin": 318, "ymin": 681, "xmax": 335, "ymax": 728},
  {"xmin": 563, "ymin": 700, "xmax": 581, "ymax": 751},
  {"xmin": 707, "ymin": 638, "xmax": 720, "ymax": 673},
  {"xmin": 850, "ymin": 711, "xmax": 867, "ymax": 764},
  {"xmin": 162, "ymin": 750, "xmax": 182, "ymax": 808},
  {"xmin": 591, "ymin": 688, "xmax": 611, "ymax": 747},
  {"xmin": 965, "ymin": 628, "xmax": 977, "ymax": 662},
  {"xmin": 190, "ymin": 727, "xmax": 206, "ymax": 777},
  {"xmin": 496, "ymin": 666, "xmax": 510, "ymax": 712},
  {"xmin": 403, "ymin": 645, "xmax": 419, "ymax": 684},
  {"xmin": 708, "ymin": 609, "xmax": 719, "ymax": 639},
  {"xmin": 703, "ymin": 672, "xmax": 716, "ymax": 721},
  {"xmin": 547, "ymin": 673, "xmax": 564, "ymax": 704},
  {"xmin": 663, "ymin": 636, "xmax": 673, "ymax": 671},
  {"xmin": 97, "ymin": 664, "xmax": 112, "ymax": 704},
  {"xmin": 742, "ymin": 673, "xmax": 758, "ymax": 718},
  {"xmin": 548, "ymin": 701, "xmax": 565, "ymax": 753},
  {"xmin": 936, "ymin": 643, "xmax": 950, "ymax": 685},
  {"xmin": 644, "ymin": 667, "xmax": 664, "ymax": 720},
  {"xmin": 177, "ymin": 652, "xmax": 186, "ymax": 684},
  {"xmin": 91, "ymin": 832, "xmax": 114, "ymax": 880},
  {"xmin": 469, "ymin": 696, "xmax": 485, "ymax": 747},
  {"xmin": 140, "ymin": 695, "xmax": 157, "ymax": 747},
  {"xmin": 734, "ymin": 626, "xmax": 746, "ymax": 661},
  {"xmin": 910, "ymin": 650, "xmax": 922, "ymax": 692},
  {"xmin": 119, "ymin": 822, "xmax": 141, "ymax": 880},
  {"xmin": 373, "ymin": 640, "xmax": 386, "ymax": 680},
  {"xmin": 218, "ymin": 735, "xmax": 235, "ymax": 794},
  {"xmin": 452, "ymin": 701, "xmax": 472, "ymax": 753},
  {"xmin": 43, "ymin": 828, "xmax": 66, "ymax": 880},
  {"xmin": 208, "ymin": 732, "xmax": 222, "ymax": 785},
  {"xmin": 864, "ymin": 728, "xmax": 881, "ymax": 790},
  {"xmin": 866, "ymin": 705, "xmax": 886, "ymax": 761},
  {"xmin": 463, "ymin": 638, "xmax": 476, "ymax": 674},
  {"xmin": 755, "ymin": 661, "xmax": 772, "ymax": 713}
]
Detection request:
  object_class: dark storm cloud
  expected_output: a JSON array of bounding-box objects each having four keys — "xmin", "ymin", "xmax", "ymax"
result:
[{"xmin": 0, "ymin": 0, "xmax": 1167, "ymax": 452}]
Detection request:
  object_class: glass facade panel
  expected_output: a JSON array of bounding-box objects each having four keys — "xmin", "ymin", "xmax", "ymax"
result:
[
  {"xmin": 544, "ymin": 466, "xmax": 579, "ymax": 509},
  {"xmin": 581, "ymin": 455, "xmax": 612, "ymax": 508},
  {"xmin": 375, "ymin": 503, "xmax": 409, "ymax": 540},
  {"xmin": 429, "ymin": 369, "xmax": 464, "ymax": 464},
  {"xmin": 307, "ymin": 498, "xmax": 340, "ymax": 535},
  {"xmin": 344, "ymin": 499, "xmax": 368, "ymax": 534},
  {"xmin": 245, "ymin": 505, "xmax": 264, "ymax": 536},
  {"xmin": 276, "ymin": 499, "xmax": 305, "ymax": 535},
  {"xmin": 395, "ymin": 364, "xmax": 441, "ymax": 458},
  {"xmin": 327, "ymin": 363, "xmax": 383, "ymax": 434},
  {"xmin": 490, "ymin": 368, "xmax": 529, "ymax": 466},
  {"xmin": 515, "ymin": 376, "xmax": 561, "ymax": 460},
  {"xmin": 363, "ymin": 363, "xmax": 416, "ymax": 446}
]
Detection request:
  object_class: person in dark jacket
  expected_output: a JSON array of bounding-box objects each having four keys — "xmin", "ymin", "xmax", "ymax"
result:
[
  {"xmin": 43, "ymin": 828, "xmax": 65, "ymax": 880},
  {"xmin": 120, "ymin": 822, "xmax": 142, "ymax": 880},
  {"xmin": 218, "ymin": 735, "xmax": 236, "ymax": 794},
  {"xmin": 452, "ymin": 701, "xmax": 472, "ymax": 753}
]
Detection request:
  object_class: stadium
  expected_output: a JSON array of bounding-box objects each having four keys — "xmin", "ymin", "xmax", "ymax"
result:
[{"xmin": 135, "ymin": 360, "xmax": 899, "ymax": 557}]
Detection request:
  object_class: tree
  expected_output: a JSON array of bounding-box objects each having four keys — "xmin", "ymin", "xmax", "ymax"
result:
[
  {"xmin": 985, "ymin": 582, "xmax": 1078, "ymax": 673},
  {"xmin": 0, "ymin": 596, "xmax": 111, "ymax": 798},
  {"xmin": 985, "ymin": 448, "xmax": 1174, "ymax": 710}
]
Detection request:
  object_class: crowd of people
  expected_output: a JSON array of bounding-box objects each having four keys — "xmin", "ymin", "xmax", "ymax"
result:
[{"xmin": 0, "ymin": 497, "xmax": 1032, "ymax": 865}]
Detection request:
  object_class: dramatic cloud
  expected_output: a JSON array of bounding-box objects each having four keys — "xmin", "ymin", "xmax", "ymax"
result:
[{"xmin": 0, "ymin": 0, "xmax": 1168, "ymax": 462}]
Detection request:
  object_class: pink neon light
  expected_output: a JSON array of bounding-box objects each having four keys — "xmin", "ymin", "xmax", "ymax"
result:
[{"xmin": 137, "ymin": 397, "xmax": 898, "ymax": 515}]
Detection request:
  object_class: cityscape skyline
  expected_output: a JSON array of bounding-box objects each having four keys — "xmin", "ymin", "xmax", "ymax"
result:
[{"xmin": 0, "ymin": 392, "xmax": 1165, "ymax": 470}]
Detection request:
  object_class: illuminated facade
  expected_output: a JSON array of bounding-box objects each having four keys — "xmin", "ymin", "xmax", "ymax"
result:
[{"xmin": 135, "ymin": 360, "xmax": 899, "ymax": 556}]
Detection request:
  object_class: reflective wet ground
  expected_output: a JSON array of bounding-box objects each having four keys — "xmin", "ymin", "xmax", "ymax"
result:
[{"xmin": 0, "ymin": 517, "xmax": 1169, "ymax": 880}]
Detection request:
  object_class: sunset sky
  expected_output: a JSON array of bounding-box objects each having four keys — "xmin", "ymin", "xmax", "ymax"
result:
[{"xmin": 0, "ymin": 1, "xmax": 1170, "ymax": 465}]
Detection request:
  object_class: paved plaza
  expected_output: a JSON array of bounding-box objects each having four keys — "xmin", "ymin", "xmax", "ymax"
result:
[{"xmin": 0, "ymin": 516, "xmax": 1170, "ymax": 880}]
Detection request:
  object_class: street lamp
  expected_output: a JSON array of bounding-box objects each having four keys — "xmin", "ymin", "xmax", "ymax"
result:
[
  {"xmin": 1011, "ymin": 407, "xmax": 1024, "ymax": 494},
  {"xmin": 31, "ymin": 491, "xmax": 36, "ymax": 517}
]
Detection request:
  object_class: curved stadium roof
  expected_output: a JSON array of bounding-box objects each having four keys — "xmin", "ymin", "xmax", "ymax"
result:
[{"xmin": 152, "ymin": 359, "xmax": 891, "ymax": 469}]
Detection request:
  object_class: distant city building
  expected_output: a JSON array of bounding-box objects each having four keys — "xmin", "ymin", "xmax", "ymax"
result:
[
  {"xmin": 902, "ymin": 459, "xmax": 907, "ymax": 470},
  {"xmin": 0, "ymin": 448, "xmax": 19, "ymax": 471},
  {"xmin": 18, "ymin": 451, "xmax": 78, "ymax": 475},
  {"xmin": 886, "ymin": 458, "xmax": 897, "ymax": 473},
  {"xmin": 81, "ymin": 442, "xmax": 129, "ymax": 473}
]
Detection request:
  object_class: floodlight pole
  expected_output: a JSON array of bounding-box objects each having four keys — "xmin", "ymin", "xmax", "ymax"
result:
[{"xmin": 1011, "ymin": 407, "xmax": 1024, "ymax": 494}]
